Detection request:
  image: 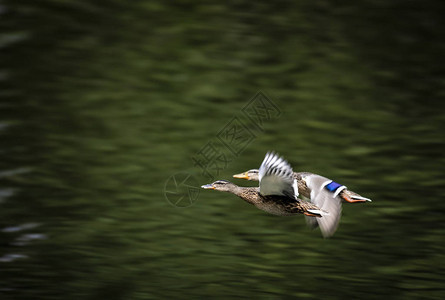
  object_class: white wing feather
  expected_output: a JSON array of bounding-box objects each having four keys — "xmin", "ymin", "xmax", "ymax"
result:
[
  {"xmin": 304, "ymin": 174, "xmax": 342, "ymax": 238},
  {"xmin": 258, "ymin": 152, "xmax": 297, "ymax": 198}
]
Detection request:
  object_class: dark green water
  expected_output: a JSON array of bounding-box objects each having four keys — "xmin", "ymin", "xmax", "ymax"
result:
[{"xmin": 1, "ymin": 1, "xmax": 445, "ymax": 299}]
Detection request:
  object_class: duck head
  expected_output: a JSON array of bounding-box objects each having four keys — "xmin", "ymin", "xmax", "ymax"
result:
[
  {"xmin": 232, "ymin": 169, "xmax": 259, "ymax": 181},
  {"xmin": 201, "ymin": 180, "xmax": 238, "ymax": 192}
]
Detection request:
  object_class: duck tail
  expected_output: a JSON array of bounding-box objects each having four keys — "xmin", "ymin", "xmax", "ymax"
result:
[
  {"xmin": 341, "ymin": 190, "xmax": 372, "ymax": 203},
  {"xmin": 306, "ymin": 209, "xmax": 329, "ymax": 217}
]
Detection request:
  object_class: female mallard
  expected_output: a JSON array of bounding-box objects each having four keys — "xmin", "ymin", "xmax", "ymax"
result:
[
  {"xmin": 201, "ymin": 152, "xmax": 342, "ymax": 237},
  {"xmin": 233, "ymin": 170, "xmax": 372, "ymax": 203}
]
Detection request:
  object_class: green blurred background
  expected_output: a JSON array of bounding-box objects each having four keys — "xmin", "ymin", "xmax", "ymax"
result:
[{"xmin": 1, "ymin": 1, "xmax": 445, "ymax": 299}]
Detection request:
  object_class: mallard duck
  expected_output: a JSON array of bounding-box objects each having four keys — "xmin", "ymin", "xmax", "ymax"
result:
[
  {"xmin": 201, "ymin": 152, "xmax": 342, "ymax": 237},
  {"xmin": 233, "ymin": 170, "xmax": 371, "ymax": 203}
]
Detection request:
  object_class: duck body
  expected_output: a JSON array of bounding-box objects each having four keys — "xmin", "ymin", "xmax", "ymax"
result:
[
  {"xmin": 201, "ymin": 182, "xmax": 324, "ymax": 217},
  {"xmin": 233, "ymin": 186, "xmax": 325, "ymax": 216},
  {"xmin": 296, "ymin": 172, "xmax": 371, "ymax": 203},
  {"xmin": 234, "ymin": 170, "xmax": 371, "ymax": 203}
]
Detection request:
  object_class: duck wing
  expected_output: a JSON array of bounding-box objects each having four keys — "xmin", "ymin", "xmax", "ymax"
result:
[
  {"xmin": 304, "ymin": 174, "xmax": 342, "ymax": 238},
  {"xmin": 258, "ymin": 152, "xmax": 297, "ymax": 199}
]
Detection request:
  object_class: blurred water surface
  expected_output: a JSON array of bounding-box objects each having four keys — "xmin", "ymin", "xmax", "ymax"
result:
[{"xmin": 1, "ymin": 1, "xmax": 445, "ymax": 299}]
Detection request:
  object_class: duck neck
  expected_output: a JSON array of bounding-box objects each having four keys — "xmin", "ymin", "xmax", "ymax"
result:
[
  {"xmin": 235, "ymin": 186, "xmax": 261, "ymax": 205},
  {"xmin": 226, "ymin": 185, "xmax": 244, "ymax": 197}
]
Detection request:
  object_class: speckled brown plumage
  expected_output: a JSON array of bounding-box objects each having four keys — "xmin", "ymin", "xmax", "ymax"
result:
[
  {"xmin": 294, "ymin": 172, "xmax": 312, "ymax": 198},
  {"xmin": 234, "ymin": 186, "xmax": 322, "ymax": 216}
]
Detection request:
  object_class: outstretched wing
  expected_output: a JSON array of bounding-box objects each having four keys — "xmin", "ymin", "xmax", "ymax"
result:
[
  {"xmin": 258, "ymin": 152, "xmax": 297, "ymax": 199},
  {"xmin": 304, "ymin": 174, "xmax": 342, "ymax": 238}
]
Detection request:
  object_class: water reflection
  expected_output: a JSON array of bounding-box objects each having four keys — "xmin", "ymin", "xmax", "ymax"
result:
[
  {"xmin": 0, "ymin": 188, "xmax": 14, "ymax": 203},
  {"xmin": 11, "ymin": 233, "xmax": 47, "ymax": 246},
  {"xmin": 0, "ymin": 168, "xmax": 30, "ymax": 179},
  {"xmin": 2, "ymin": 223, "xmax": 40, "ymax": 233},
  {"xmin": 0, "ymin": 254, "xmax": 28, "ymax": 263}
]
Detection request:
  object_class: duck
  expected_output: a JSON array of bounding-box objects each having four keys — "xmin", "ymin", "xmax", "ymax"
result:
[
  {"xmin": 233, "ymin": 170, "xmax": 372, "ymax": 203},
  {"xmin": 201, "ymin": 152, "xmax": 342, "ymax": 237}
]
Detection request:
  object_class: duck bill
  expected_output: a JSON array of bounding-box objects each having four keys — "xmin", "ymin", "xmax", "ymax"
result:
[
  {"xmin": 233, "ymin": 172, "xmax": 249, "ymax": 180},
  {"xmin": 201, "ymin": 184, "xmax": 215, "ymax": 189}
]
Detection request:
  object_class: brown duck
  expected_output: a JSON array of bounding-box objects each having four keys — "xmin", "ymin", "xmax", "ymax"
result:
[
  {"xmin": 202, "ymin": 152, "xmax": 342, "ymax": 237},
  {"xmin": 233, "ymin": 170, "xmax": 372, "ymax": 203}
]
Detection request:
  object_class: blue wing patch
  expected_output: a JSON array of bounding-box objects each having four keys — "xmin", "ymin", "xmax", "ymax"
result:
[{"xmin": 325, "ymin": 181, "xmax": 342, "ymax": 192}]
